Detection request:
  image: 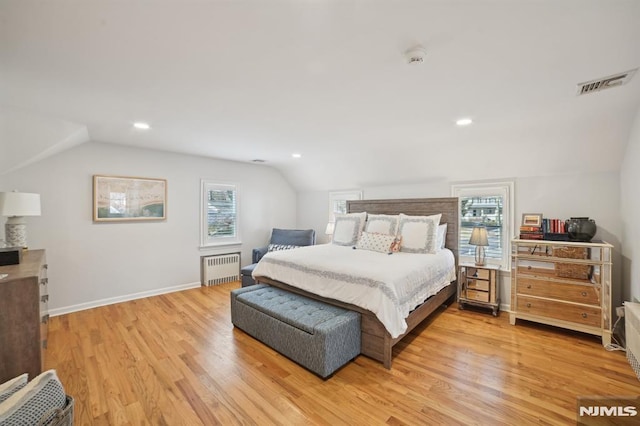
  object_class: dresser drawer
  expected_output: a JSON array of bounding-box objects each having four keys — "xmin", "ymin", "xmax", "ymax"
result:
[
  {"xmin": 464, "ymin": 289, "xmax": 490, "ymax": 303},
  {"xmin": 516, "ymin": 295, "xmax": 601, "ymax": 327},
  {"xmin": 517, "ymin": 277, "xmax": 600, "ymax": 305}
]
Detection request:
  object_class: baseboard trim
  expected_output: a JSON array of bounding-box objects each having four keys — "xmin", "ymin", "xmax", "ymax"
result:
[{"xmin": 48, "ymin": 281, "xmax": 202, "ymax": 317}]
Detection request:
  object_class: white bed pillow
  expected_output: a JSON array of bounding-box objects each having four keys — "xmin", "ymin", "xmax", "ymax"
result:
[
  {"xmin": 332, "ymin": 212, "xmax": 367, "ymax": 246},
  {"xmin": 0, "ymin": 370, "xmax": 67, "ymax": 425},
  {"xmin": 355, "ymin": 232, "xmax": 396, "ymax": 254},
  {"xmin": 364, "ymin": 214, "xmax": 399, "ymax": 236},
  {"xmin": 0, "ymin": 374, "xmax": 28, "ymax": 404},
  {"xmin": 397, "ymin": 213, "xmax": 442, "ymax": 254},
  {"xmin": 437, "ymin": 223, "xmax": 448, "ymax": 250}
]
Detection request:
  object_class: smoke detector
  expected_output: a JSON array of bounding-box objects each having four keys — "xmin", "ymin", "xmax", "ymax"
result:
[
  {"xmin": 577, "ymin": 68, "xmax": 637, "ymax": 95},
  {"xmin": 405, "ymin": 46, "xmax": 427, "ymax": 65}
]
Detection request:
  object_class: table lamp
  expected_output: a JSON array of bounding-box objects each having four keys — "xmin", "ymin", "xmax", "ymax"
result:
[
  {"xmin": 0, "ymin": 191, "xmax": 41, "ymax": 248},
  {"xmin": 469, "ymin": 225, "xmax": 489, "ymax": 266},
  {"xmin": 325, "ymin": 222, "xmax": 335, "ymax": 235}
]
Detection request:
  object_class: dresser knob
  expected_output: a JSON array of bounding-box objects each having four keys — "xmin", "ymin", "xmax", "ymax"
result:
[
  {"xmin": 526, "ymin": 303, "xmax": 532, "ymax": 308},
  {"xmin": 527, "ymin": 265, "xmax": 532, "ymax": 270},
  {"xmin": 581, "ymin": 291, "xmax": 587, "ymax": 297},
  {"xmin": 581, "ymin": 313, "xmax": 588, "ymax": 318},
  {"xmin": 526, "ymin": 285, "xmax": 532, "ymax": 289},
  {"xmin": 41, "ymin": 314, "xmax": 50, "ymax": 324},
  {"xmin": 41, "ymin": 295, "xmax": 49, "ymax": 303},
  {"xmin": 40, "ymin": 278, "xmax": 48, "ymax": 285},
  {"xmin": 43, "ymin": 264, "xmax": 48, "ymax": 269}
]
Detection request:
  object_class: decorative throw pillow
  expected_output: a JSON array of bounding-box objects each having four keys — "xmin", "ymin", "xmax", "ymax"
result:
[
  {"xmin": 364, "ymin": 214, "xmax": 399, "ymax": 236},
  {"xmin": 355, "ymin": 232, "xmax": 396, "ymax": 254},
  {"xmin": 0, "ymin": 374, "xmax": 28, "ymax": 404},
  {"xmin": 332, "ymin": 212, "xmax": 367, "ymax": 246},
  {"xmin": 0, "ymin": 370, "xmax": 67, "ymax": 425},
  {"xmin": 397, "ymin": 213, "xmax": 442, "ymax": 254},
  {"xmin": 267, "ymin": 244, "xmax": 300, "ymax": 252},
  {"xmin": 437, "ymin": 223, "xmax": 448, "ymax": 250}
]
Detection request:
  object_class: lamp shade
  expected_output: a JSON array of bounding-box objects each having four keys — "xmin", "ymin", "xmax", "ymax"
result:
[
  {"xmin": 325, "ymin": 222, "xmax": 335, "ymax": 235},
  {"xmin": 468, "ymin": 226, "xmax": 489, "ymax": 246},
  {"xmin": 0, "ymin": 192, "xmax": 41, "ymax": 217}
]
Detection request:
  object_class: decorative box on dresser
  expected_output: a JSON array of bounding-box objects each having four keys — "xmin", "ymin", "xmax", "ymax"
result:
[
  {"xmin": 510, "ymin": 239, "xmax": 613, "ymax": 346},
  {"xmin": 0, "ymin": 249, "xmax": 49, "ymax": 382}
]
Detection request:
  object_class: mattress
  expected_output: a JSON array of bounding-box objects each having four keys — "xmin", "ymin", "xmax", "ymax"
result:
[{"xmin": 252, "ymin": 244, "xmax": 456, "ymax": 338}]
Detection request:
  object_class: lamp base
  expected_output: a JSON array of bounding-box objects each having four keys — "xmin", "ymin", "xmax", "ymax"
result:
[
  {"xmin": 5, "ymin": 217, "xmax": 27, "ymax": 248},
  {"xmin": 474, "ymin": 246, "xmax": 486, "ymax": 266}
]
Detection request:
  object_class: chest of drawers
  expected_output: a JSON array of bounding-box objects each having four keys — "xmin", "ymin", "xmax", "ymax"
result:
[{"xmin": 0, "ymin": 250, "xmax": 48, "ymax": 382}]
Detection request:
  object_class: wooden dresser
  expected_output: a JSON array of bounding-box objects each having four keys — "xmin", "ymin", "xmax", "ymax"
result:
[
  {"xmin": 510, "ymin": 239, "xmax": 613, "ymax": 346},
  {"xmin": 0, "ymin": 249, "xmax": 48, "ymax": 382}
]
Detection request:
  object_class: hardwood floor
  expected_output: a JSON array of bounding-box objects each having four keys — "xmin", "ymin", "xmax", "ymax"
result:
[{"xmin": 45, "ymin": 282, "xmax": 639, "ymax": 425}]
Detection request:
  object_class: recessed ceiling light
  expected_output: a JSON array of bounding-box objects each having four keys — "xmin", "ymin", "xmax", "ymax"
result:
[
  {"xmin": 292, "ymin": 153, "xmax": 302, "ymax": 158},
  {"xmin": 456, "ymin": 118, "xmax": 473, "ymax": 126},
  {"xmin": 133, "ymin": 122, "xmax": 150, "ymax": 130}
]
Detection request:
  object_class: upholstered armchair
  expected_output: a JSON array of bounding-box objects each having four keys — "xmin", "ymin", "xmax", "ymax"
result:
[{"xmin": 241, "ymin": 228, "xmax": 316, "ymax": 287}]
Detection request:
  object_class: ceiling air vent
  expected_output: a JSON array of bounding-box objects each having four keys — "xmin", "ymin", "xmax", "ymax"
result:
[{"xmin": 577, "ymin": 68, "xmax": 637, "ymax": 95}]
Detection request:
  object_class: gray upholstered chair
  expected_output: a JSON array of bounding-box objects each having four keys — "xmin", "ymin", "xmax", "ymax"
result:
[{"xmin": 241, "ymin": 228, "xmax": 316, "ymax": 287}]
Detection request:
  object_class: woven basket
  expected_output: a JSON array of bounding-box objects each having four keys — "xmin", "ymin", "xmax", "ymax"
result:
[
  {"xmin": 553, "ymin": 246, "xmax": 592, "ymax": 280},
  {"xmin": 38, "ymin": 395, "xmax": 74, "ymax": 426}
]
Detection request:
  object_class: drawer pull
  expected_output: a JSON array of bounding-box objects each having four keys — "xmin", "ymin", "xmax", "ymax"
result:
[
  {"xmin": 581, "ymin": 291, "xmax": 587, "ymax": 297},
  {"xmin": 526, "ymin": 303, "xmax": 532, "ymax": 308},
  {"xmin": 40, "ymin": 278, "xmax": 48, "ymax": 285},
  {"xmin": 43, "ymin": 264, "xmax": 48, "ymax": 270},
  {"xmin": 42, "ymin": 339, "xmax": 48, "ymax": 349},
  {"xmin": 527, "ymin": 265, "xmax": 532, "ymax": 270},
  {"xmin": 526, "ymin": 285, "xmax": 532, "ymax": 289},
  {"xmin": 41, "ymin": 295, "xmax": 49, "ymax": 303},
  {"xmin": 41, "ymin": 314, "xmax": 50, "ymax": 324},
  {"xmin": 581, "ymin": 313, "xmax": 588, "ymax": 318}
]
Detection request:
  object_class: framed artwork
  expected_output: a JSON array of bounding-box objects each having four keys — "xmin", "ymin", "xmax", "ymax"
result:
[
  {"xmin": 521, "ymin": 213, "xmax": 543, "ymax": 227},
  {"xmin": 93, "ymin": 175, "xmax": 167, "ymax": 222}
]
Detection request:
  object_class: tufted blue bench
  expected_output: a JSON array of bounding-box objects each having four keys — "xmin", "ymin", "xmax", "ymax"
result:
[{"xmin": 230, "ymin": 284, "xmax": 361, "ymax": 378}]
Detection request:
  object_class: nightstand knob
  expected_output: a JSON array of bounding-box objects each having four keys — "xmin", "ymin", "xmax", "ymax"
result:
[
  {"xmin": 581, "ymin": 291, "xmax": 587, "ymax": 297},
  {"xmin": 526, "ymin": 303, "xmax": 532, "ymax": 308},
  {"xmin": 581, "ymin": 313, "xmax": 588, "ymax": 318},
  {"xmin": 527, "ymin": 265, "xmax": 532, "ymax": 270}
]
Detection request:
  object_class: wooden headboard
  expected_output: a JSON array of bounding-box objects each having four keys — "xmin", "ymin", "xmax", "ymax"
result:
[{"xmin": 347, "ymin": 197, "xmax": 459, "ymax": 266}]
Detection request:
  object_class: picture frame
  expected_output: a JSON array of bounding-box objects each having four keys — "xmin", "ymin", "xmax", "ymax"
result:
[
  {"xmin": 93, "ymin": 175, "xmax": 167, "ymax": 222},
  {"xmin": 521, "ymin": 213, "xmax": 543, "ymax": 227}
]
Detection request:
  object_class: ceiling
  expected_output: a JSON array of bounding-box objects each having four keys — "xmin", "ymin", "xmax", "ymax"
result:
[{"xmin": 2, "ymin": 0, "xmax": 640, "ymax": 191}]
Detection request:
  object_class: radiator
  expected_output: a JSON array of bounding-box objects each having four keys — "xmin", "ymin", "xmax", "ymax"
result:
[
  {"xmin": 625, "ymin": 302, "xmax": 640, "ymax": 380},
  {"xmin": 202, "ymin": 253, "xmax": 240, "ymax": 286}
]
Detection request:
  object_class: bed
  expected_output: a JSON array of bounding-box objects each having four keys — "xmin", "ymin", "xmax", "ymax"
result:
[{"xmin": 253, "ymin": 197, "xmax": 459, "ymax": 368}]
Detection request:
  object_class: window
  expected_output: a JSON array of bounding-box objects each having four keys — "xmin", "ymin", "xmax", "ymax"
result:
[
  {"xmin": 451, "ymin": 181, "xmax": 514, "ymax": 270},
  {"xmin": 201, "ymin": 181, "xmax": 240, "ymax": 246},
  {"xmin": 328, "ymin": 190, "xmax": 363, "ymax": 223}
]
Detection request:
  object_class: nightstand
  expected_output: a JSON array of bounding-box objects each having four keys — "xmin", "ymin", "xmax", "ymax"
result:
[{"xmin": 458, "ymin": 263, "xmax": 500, "ymax": 316}]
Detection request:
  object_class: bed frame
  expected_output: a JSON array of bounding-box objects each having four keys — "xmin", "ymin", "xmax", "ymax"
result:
[{"xmin": 255, "ymin": 197, "xmax": 459, "ymax": 369}]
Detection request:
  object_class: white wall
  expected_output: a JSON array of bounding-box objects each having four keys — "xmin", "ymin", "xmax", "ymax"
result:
[
  {"xmin": 297, "ymin": 171, "xmax": 622, "ymax": 311},
  {"xmin": 1, "ymin": 142, "xmax": 296, "ymax": 313},
  {"xmin": 620, "ymin": 105, "xmax": 640, "ymax": 303}
]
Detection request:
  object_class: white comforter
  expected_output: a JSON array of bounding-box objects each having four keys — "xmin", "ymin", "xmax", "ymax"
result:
[{"xmin": 252, "ymin": 244, "xmax": 456, "ymax": 338}]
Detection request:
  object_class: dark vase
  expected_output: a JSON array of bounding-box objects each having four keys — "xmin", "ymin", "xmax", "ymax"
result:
[{"xmin": 565, "ymin": 217, "xmax": 597, "ymax": 242}]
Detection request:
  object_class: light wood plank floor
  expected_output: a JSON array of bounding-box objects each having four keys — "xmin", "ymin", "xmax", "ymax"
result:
[{"xmin": 45, "ymin": 282, "xmax": 639, "ymax": 425}]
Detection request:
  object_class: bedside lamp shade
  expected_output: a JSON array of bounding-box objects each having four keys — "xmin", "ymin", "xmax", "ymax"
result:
[
  {"xmin": 468, "ymin": 226, "xmax": 489, "ymax": 266},
  {"xmin": 0, "ymin": 191, "xmax": 41, "ymax": 248},
  {"xmin": 325, "ymin": 222, "xmax": 335, "ymax": 236}
]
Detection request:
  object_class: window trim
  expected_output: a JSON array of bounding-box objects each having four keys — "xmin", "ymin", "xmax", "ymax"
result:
[
  {"xmin": 328, "ymin": 190, "xmax": 363, "ymax": 223},
  {"xmin": 200, "ymin": 180, "xmax": 241, "ymax": 248},
  {"xmin": 451, "ymin": 181, "xmax": 514, "ymax": 271}
]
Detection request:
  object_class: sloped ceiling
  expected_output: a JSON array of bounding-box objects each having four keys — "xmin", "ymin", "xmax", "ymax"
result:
[{"xmin": 1, "ymin": 0, "xmax": 639, "ymax": 191}]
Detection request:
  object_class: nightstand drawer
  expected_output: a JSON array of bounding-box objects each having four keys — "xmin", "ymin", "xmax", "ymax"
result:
[
  {"xmin": 466, "ymin": 268, "xmax": 490, "ymax": 280},
  {"xmin": 517, "ymin": 277, "xmax": 600, "ymax": 305},
  {"xmin": 517, "ymin": 296, "xmax": 601, "ymax": 327},
  {"xmin": 464, "ymin": 289, "xmax": 490, "ymax": 303},
  {"xmin": 467, "ymin": 279, "xmax": 490, "ymax": 292}
]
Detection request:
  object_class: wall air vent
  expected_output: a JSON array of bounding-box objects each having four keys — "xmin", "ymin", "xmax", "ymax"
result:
[{"xmin": 577, "ymin": 68, "xmax": 637, "ymax": 95}]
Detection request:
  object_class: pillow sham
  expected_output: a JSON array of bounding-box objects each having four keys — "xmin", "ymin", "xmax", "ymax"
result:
[
  {"xmin": 437, "ymin": 223, "xmax": 448, "ymax": 250},
  {"xmin": 355, "ymin": 232, "xmax": 396, "ymax": 254},
  {"xmin": 332, "ymin": 212, "xmax": 367, "ymax": 246},
  {"xmin": 268, "ymin": 243, "xmax": 300, "ymax": 252},
  {"xmin": 397, "ymin": 213, "xmax": 442, "ymax": 254},
  {"xmin": 0, "ymin": 374, "xmax": 28, "ymax": 404},
  {"xmin": 364, "ymin": 214, "xmax": 399, "ymax": 236}
]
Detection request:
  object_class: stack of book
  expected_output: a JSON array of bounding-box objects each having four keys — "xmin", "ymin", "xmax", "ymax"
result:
[
  {"xmin": 519, "ymin": 225, "xmax": 543, "ymax": 240},
  {"xmin": 542, "ymin": 218, "xmax": 566, "ymax": 234}
]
